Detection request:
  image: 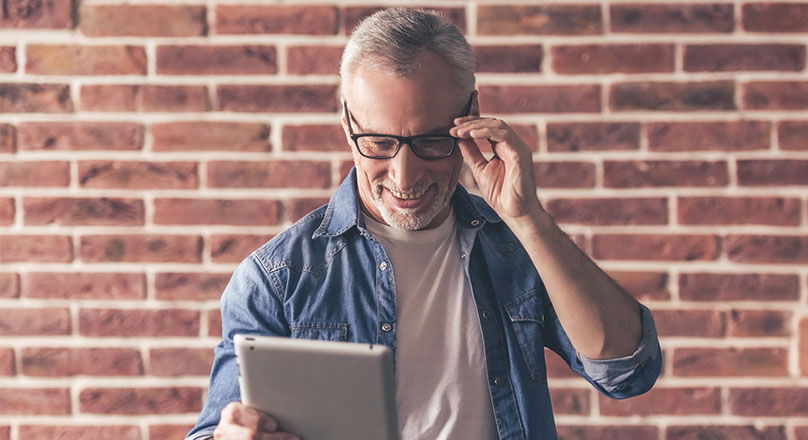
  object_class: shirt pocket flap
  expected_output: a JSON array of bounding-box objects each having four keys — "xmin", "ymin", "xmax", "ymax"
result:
[
  {"xmin": 290, "ymin": 322, "xmax": 348, "ymax": 342},
  {"xmin": 504, "ymin": 291, "xmax": 545, "ymax": 326}
]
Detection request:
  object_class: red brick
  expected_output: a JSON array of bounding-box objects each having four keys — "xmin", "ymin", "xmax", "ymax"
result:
[
  {"xmin": 208, "ymin": 160, "xmax": 331, "ymax": 189},
  {"xmin": 0, "ymin": 83, "xmax": 73, "ymax": 112},
  {"xmin": 545, "ymin": 349, "xmax": 579, "ymax": 379},
  {"xmin": 157, "ymin": 45, "xmax": 276, "ymax": 75},
  {"xmin": 216, "ymin": 5, "xmax": 338, "ymax": 35},
  {"xmin": 79, "ymin": 309, "xmax": 200, "ymax": 337},
  {"xmin": 546, "ymin": 197, "xmax": 667, "ymax": 226},
  {"xmin": 479, "ymin": 85, "xmax": 601, "ymax": 113},
  {"xmin": 674, "ymin": 347, "xmax": 788, "ymax": 377},
  {"xmin": 610, "ymin": 4, "xmax": 734, "ymax": 33},
  {"xmin": 0, "ymin": 273, "xmax": 19, "ymax": 298},
  {"xmin": 283, "ymin": 124, "xmax": 345, "ymax": 152},
  {"xmin": 685, "ymin": 44, "xmax": 805, "ymax": 72},
  {"xmin": 0, "ymin": 47, "xmax": 16, "ymax": 72},
  {"xmin": 678, "ymin": 197, "xmax": 799, "ymax": 226},
  {"xmin": 728, "ymin": 310, "xmax": 790, "ymax": 337},
  {"xmin": 592, "ymin": 234, "xmax": 719, "ymax": 261},
  {"xmin": 24, "ymin": 197, "xmax": 145, "ymax": 226},
  {"xmin": 155, "ymin": 273, "xmax": 230, "ymax": 301},
  {"xmin": 0, "ymin": 388, "xmax": 70, "ymax": 415},
  {"xmin": 648, "ymin": 121, "xmax": 770, "ymax": 152},
  {"xmin": 600, "ymin": 387, "xmax": 720, "ymax": 416},
  {"xmin": 730, "ymin": 388, "xmax": 808, "ymax": 416},
  {"xmin": 286, "ymin": 46, "xmax": 342, "ymax": 75},
  {"xmin": 0, "ymin": 349, "xmax": 14, "ymax": 375},
  {"xmin": 653, "ymin": 309, "xmax": 725, "ymax": 337},
  {"xmin": 798, "ymin": 426, "xmax": 808, "ymax": 440},
  {"xmin": 208, "ymin": 310, "xmax": 222, "ymax": 337},
  {"xmin": 0, "ymin": 426, "xmax": 6, "ymax": 440},
  {"xmin": 339, "ymin": 160, "xmax": 354, "ymax": 182},
  {"xmin": 287, "ymin": 198, "xmax": 329, "ymax": 223},
  {"xmin": 0, "ymin": 235, "xmax": 72, "ymax": 263},
  {"xmin": 78, "ymin": 161, "xmax": 198, "ymax": 189},
  {"xmin": 477, "ymin": 5, "xmax": 601, "ymax": 35},
  {"xmin": 549, "ymin": 388, "xmax": 589, "ymax": 415},
  {"xmin": 80, "ymin": 5, "xmax": 206, "ymax": 37},
  {"xmin": 150, "ymin": 348, "xmax": 214, "ymax": 376},
  {"xmin": 557, "ymin": 426, "xmax": 658, "ymax": 440},
  {"xmin": 610, "ymin": 81, "xmax": 735, "ymax": 111},
  {"xmin": 552, "ymin": 44, "xmax": 674, "ymax": 74},
  {"xmin": 744, "ymin": 82, "xmax": 808, "ymax": 110},
  {"xmin": 0, "ymin": 0, "xmax": 72, "ymax": 29},
  {"xmin": 473, "ymin": 45, "xmax": 542, "ymax": 73},
  {"xmin": 149, "ymin": 424, "xmax": 195, "ymax": 440},
  {"xmin": 0, "ymin": 124, "xmax": 15, "ymax": 153},
  {"xmin": 80, "ymin": 234, "xmax": 202, "ymax": 263},
  {"xmin": 604, "ymin": 160, "xmax": 729, "ymax": 188},
  {"xmin": 0, "ymin": 198, "xmax": 13, "ymax": 225},
  {"xmin": 801, "ymin": 318, "xmax": 808, "ymax": 376},
  {"xmin": 18, "ymin": 121, "xmax": 143, "ymax": 151},
  {"xmin": 152, "ymin": 122, "xmax": 270, "ymax": 152},
  {"xmin": 779, "ymin": 121, "xmax": 808, "ymax": 151},
  {"xmin": 680, "ymin": 273, "xmax": 799, "ymax": 302},
  {"xmin": 0, "ymin": 308, "xmax": 70, "ymax": 336},
  {"xmin": 26, "ymin": 45, "xmax": 146, "ymax": 76},
  {"xmin": 154, "ymin": 198, "xmax": 280, "ymax": 226},
  {"xmin": 738, "ymin": 160, "xmax": 808, "ymax": 186},
  {"xmin": 210, "ymin": 234, "xmax": 273, "ymax": 263},
  {"xmin": 344, "ymin": 6, "xmax": 466, "ymax": 34},
  {"xmin": 667, "ymin": 425, "xmax": 786, "ymax": 440},
  {"xmin": 0, "ymin": 161, "xmax": 69, "ymax": 187},
  {"xmin": 608, "ymin": 271, "xmax": 670, "ymax": 301},
  {"xmin": 22, "ymin": 272, "xmax": 145, "ymax": 300},
  {"xmin": 21, "ymin": 347, "xmax": 143, "ymax": 376},
  {"xmin": 511, "ymin": 124, "xmax": 539, "ymax": 152},
  {"xmin": 547, "ymin": 122, "xmax": 640, "ymax": 152},
  {"xmin": 726, "ymin": 235, "xmax": 808, "ymax": 264},
  {"xmin": 20, "ymin": 426, "xmax": 141, "ymax": 440},
  {"xmin": 80, "ymin": 84, "xmax": 209, "ymax": 112},
  {"xmin": 217, "ymin": 85, "xmax": 338, "ymax": 113},
  {"xmin": 743, "ymin": 3, "xmax": 808, "ymax": 32},
  {"xmin": 79, "ymin": 387, "xmax": 203, "ymax": 415},
  {"xmin": 533, "ymin": 162, "xmax": 595, "ymax": 188}
]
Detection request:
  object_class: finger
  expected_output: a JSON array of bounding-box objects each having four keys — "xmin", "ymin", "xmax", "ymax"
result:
[
  {"xmin": 225, "ymin": 402, "xmax": 280, "ymax": 432},
  {"xmin": 457, "ymin": 138, "xmax": 488, "ymax": 172}
]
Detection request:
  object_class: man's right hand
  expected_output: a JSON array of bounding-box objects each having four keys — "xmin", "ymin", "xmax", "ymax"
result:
[{"xmin": 214, "ymin": 402, "xmax": 300, "ymax": 440}]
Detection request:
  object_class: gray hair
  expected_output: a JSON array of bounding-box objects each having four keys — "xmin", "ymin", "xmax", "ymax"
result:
[{"xmin": 340, "ymin": 8, "xmax": 476, "ymax": 105}]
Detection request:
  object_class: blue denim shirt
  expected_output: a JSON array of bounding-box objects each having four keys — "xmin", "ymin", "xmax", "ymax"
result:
[{"xmin": 187, "ymin": 168, "xmax": 662, "ymax": 440}]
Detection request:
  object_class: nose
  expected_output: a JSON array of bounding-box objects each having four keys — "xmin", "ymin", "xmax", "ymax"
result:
[{"xmin": 388, "ymin": 142, "xmax": 422, "ymax": 191}]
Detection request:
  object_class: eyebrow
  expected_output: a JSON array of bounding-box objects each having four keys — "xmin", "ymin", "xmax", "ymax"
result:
[{"xmin": 351, "ymin": 110, "xmax": 452, "ymax": 136}]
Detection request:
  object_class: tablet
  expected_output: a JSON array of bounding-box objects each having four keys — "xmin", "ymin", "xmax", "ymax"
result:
[{"xmin": 234, "ymin": 334, "xmax": 399, "ymax": 440}]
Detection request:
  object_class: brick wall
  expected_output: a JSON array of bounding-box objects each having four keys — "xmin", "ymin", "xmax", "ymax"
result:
[{"xmin": 1, "ymin": 1, "xmax": 807, "ymax": 439}]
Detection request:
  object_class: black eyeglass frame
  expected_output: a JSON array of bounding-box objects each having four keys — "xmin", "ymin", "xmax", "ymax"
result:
[{"xmin": 344, "ymin": 94, "xmax": 474, "ymax": 160}]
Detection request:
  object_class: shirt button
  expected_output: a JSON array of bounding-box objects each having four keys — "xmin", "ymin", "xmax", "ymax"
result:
[
  {"xmin": 460, "ymin": 251, "xmax": 466, "ymax": 259},
  {"xmin": 381, "ymin": 323, "xmax": 392, "ymax": 332},
  {"xmin": 470, "ymin": 219, "xmax": 480, "ymax": 226},
  {"xmin": 379, "ymin": 262, "xmax": 388, "ymax": 271},
  {"xmin": 494, "ymin": 377, "xmax": 506, "ymax": 387},
  {"xmin": 481, "ymin": 310, "xmax": 491, "ymax": 320}
]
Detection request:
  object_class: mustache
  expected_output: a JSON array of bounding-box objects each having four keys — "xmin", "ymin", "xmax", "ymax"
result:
[{"xmin": 372, "ymin": 180, "xmax": 436, "ymax": 197}]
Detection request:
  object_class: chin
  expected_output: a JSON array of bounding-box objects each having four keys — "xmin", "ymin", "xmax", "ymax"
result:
[{"xmin": 371, "ymin": 182, "xmax": 453, "ymax": 231}]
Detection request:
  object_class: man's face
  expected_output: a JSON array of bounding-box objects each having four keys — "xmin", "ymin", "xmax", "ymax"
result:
[{"xmin": 342, "ymin": 52, "xmax": 469, "ymax": 231}]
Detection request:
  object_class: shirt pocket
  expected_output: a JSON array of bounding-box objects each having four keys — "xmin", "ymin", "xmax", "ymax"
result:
[
  {"xmin": 290, "ymin": 322, "xmax": 348, "ymax": 342},
  {"xmin": 504, "ymin": 291, "xmax": 547, "ymax": 383}
]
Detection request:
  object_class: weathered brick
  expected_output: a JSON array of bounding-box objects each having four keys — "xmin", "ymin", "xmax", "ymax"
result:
[
  {"xmin": 533, "ymin": 162, "xmax": 595, "ymax": 188},
  {"xmin": 149, "ymin": 424, "xmax": 195, "ymax": 440},
  {"xmin": 207, "ymin": 310, "xmax": 222, "ymax": 337},
  {"xmin": 24, "ymin": 197, "xmax": 145, "ymax": 226},
  {"xmin": 0, "ymin": 426, "xmax": 6, "ymax": 440},
  {"xmin": 0, "ymin": 124, "xmax": 15, "ymax": 153},
  {"xmin": 22, "ymin": 272, "xmax": 146, "ymax": 300},
  {"xmin": 680, "ymin": 273, "xmax": 799, "ymax": 302},
  {"xmin": 0, "ymin": 161, "xmax": 69, "ymax": 187},
  {"xmin": 667, "ymin": 425, "xmax": 786, "ymax": 440},
  {"xmin": 547, "ymin": 197, "xmax": 667, "ymax": 226},
  {"xmin": 0, "ymin": 83, "xmax": 73, "ymax": 113},
  {"xmin": 552, "ymin": 44, "xmax": 674, "ymax": 74},
  {"xmin": 678, "ymin": 197, "xmax": 800, "ymax": 226},
  {"xmin": 798, "ymin": 426, "xmax": 808, "ymax": 440},
  {"xmin": 287, "ymin": 198, "xmax": 329, "ymax": 223},
  {"xmin": 549, "ymin": 388, "xmax": 589, "ymax": 415},
  {"xmin": 744, "ymin": 82, "xmax": 808, "ymax": 110},
  {"xmin": 801, "ymin": 318, "xmax": 808, "ymax": 376},
  {"xmin": 511, "ymin": 124, "xmax": 539, "ymax": 152},
  {"xmin": 286, "ymin": 46, "xmax": 343, "ymax": 75},
  {"xmin": 653, "ymin": 309, "xmax": 725, "ymax": 338},
  {"xmin": 545, "ymin": 349, "xmax": 579, "ymax": 379},
  {"xmin": 779, "ymin": 121, "xmax": 808, "ymax": 151},
  {"xmin": 78, "ymin": 161, "xmax": 198, "ymax": 190},
  {"xmin": 79, "ymin": 387, "xmax": 203, "ymax": 414},
  {"xmin": 610, "ymin": 81, "xmax": 735, "ymax": 111},
  {"xmin": 610, "ymin": 4, "xmax": 734, "ymax": 33},
  {"xmin": 80, "ymin": 235, "xmax": 202, "ymax": 263},
  {"xmin": 79, "ymin": 309, "xmax": 200, "ymax": 337},
  {"xmin": 0, "ymin": 308, "xmax": 70, "ymax": 336},
  {"xmin": 283, "ymin": 124, "xmax": 345, "ymax": 152},
  {"xmin": 0, "ymin": 47, "xmax": 16, "ymax": 73},
  {"xmin": 18, "ymin": 121, "xmax": 143, "ymax": 151},
  {"xmin": 730, "ymin": 388, "xmax": 808, "ymax": 416},
  {"xmin": 685, "ymin": 44, "xmax": 805, "ymax": 72},
  {"xmin": 216, "ymin": 5, "xmax": 338, "ymax": 35},
  {"xmin": 592, "ymin": 234, "xmax": 720, "ymax": 261},
  {"xmin": 0, "ymin": 388, "xmax": 70, "ymax": 414},
  {"xmin": 0, "ymin": 273, "xmax": 19, "ymax": 298},
  {"xmin": 728, "ymin": 310, "xmax": 790, "ymax": 337},
  {"xmin": 157, "ymin": 45, "xmax": 276, "ymax": 75},
  {"xmin": 80, "ymin": 5, "xmax": 206, "ymax": 37},
  {"xmin": 648, "ymin": 121, "xmax": 770, "ymax": 151},
  {"xmin": 26, "ymin": 45, "xmax": 146, "ymax": 76},
  {"xmin": 154, "ymin": 273, "xmax": 230, "ymax": 301},
  {"xmin": 600, "ymin": 387, "xmax": 720, "ymax": 416},
  {"xmin": 477, "ymin": 5, "xmax": 601, "ymax": 35},
  {"xmin": 154, "ymin": 198, "xmax": 280, "ymax": 226},
  {"xmin": 479, "ymin": 85, "xmax": 601, "ymax": 113},
  {"xmin": 557, "ymin": 426, "xmax": 658, "ymax": 440},
  {"xmin": 0, "ymin": 235, "xmax": 72, "ymax": 263},
  {"xmin": 19, "ymin": 426, "xmax": 141, "ymax": 440},
  {"xmin": 0, "ymin": 198, "xmax": 13, "ymax": 225},
  {"xmin": 150, "ymin": 348, "xmax": 214, "ymax": 376},
  {"xmin": 726, "ymin": 235, "xmax": 808, "ymax": 264},
  {"xmin": 80, "ymin": 85, "xmax": 209, "ymax": 112},
  {"xmin": 547, "ymin": 122, "xmax": 640, "ymax": 152},
  {"xmin": 608, "ymin": 271, "xmax": 670, "ymax": 301},
  {"xmin": 743, "ymin": 3, "xmax": 808, "ymax": 32},
  {"xmin": 210, "ymin": 234, "xmax": 274, "ymax": 263},
  {"xmin": 738, "ymin": 160, "xmax": 808, "ymax": 186},
  {"xmin": 217, "ymin": 85, "xmax": 338, "ymax": 113},
  {"xmin": 344, "ymin": 6, "xmax": 466, "ymax": 34},
  {"xmin": 0, "ymin": 0, "xmax": 72, "ymax": 29},
  {"xmin": 0, "ymin": 348, "xmax": 14, "ymax": 375},
  {"xmin": 152, "ymin": 122, "xmax": 270, "ymax": 152},
  {"xmin": 604, "ymin": 160, "xmax": 728, "ymax": 188},
  {"xmin": 474, "ymin": 45, "xmax": 542, "ymax": 73},
  {"xmin": 21, "ymin": 347, "xmax": 143, "ymax": 376},
  {"xmin": 674, "ymin": 347, "xmax": 788, "ymax": 377},
  {"xmin": 208, "ymin": 160, "xmax": 331, "ymax": 189}
]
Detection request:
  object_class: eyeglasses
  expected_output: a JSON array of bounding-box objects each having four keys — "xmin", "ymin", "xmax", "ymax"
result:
[{"xmin": 344, "ymin": 94, "xmax": 474, "ymax": 160}]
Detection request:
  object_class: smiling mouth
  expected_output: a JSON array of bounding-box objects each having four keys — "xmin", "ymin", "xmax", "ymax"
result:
[{"xmin": 387, "ymin": 186, "xmax": 428, "ymax": 200}]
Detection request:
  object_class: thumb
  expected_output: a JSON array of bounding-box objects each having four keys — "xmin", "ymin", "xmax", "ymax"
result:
[{"xmin": 457, "ymin": 138, "xmax": 487, "ymax": 175}]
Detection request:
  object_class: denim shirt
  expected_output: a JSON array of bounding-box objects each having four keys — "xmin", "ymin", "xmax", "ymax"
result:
[{"xmin": 187, "ymin": 168, "xmax": 662, "ymax": 440}]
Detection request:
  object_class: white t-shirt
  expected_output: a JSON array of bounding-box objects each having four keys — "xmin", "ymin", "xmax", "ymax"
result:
[{"xmin": 364, "ymin": 210, "xmax": 499, "ymax": 440}]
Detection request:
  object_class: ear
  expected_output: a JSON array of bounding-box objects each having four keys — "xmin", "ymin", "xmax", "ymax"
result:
[
  {"xmin": 470, "ymin": 90, "xmax": 480, "ymax": 116},
  {"xmin": 340, "ymin": 100, "xmax": 353, "ymax": 147}
]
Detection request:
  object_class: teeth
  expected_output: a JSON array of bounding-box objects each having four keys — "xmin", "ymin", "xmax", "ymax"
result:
[{"xmin": 388, "ymin": 187, "xmax": 427, "ymax": 200}]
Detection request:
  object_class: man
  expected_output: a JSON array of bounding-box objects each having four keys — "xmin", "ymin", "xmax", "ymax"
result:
[{"xmin": 187, "ymin": 8, "xmax": 661, "ymax": 440}]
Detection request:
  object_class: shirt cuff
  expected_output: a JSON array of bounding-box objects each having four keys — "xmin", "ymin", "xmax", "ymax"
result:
[
  {"xmin": 576, "ymin": 303, "xmax": 660, "ymax": 394},
  {"xmin": 185, "ymin": 430, "xmax": 214, "ymax": 440}
]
